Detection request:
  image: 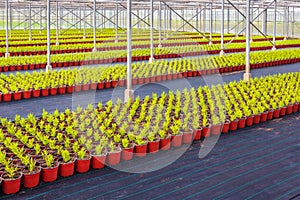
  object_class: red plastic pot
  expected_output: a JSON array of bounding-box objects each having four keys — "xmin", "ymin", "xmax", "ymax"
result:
[
  {"xmin": 160, "ymin": 137, "xmax": 171, "ymax": 150},
  {"xmin": 273, "ymin": 109, "xmax": 280, "ymax": 118},
  {"xmin": 280, "ymin": 107, "xmax": 287, "ymax": 116},
  {"xmin": 222, "ymin": 122, "xmax": 230, "ymax": 133},
  {"xmin": 193, "ymin": 129, "xmax": 202, "ymax": 140},
  {"xmin": 253, "ymin": 114, "xmax": 261, "ymax": 124},
  {"xmin": 293, "ymin": 103, "xmax": 299, "ymax": 113},
  {"xmin": 1, "ymin": 172, "xmax": 22, "ymax": 195},
  {"xmin": 75, "ymin": 157, "xmax": 91, "ymax": 173},
  {"xmin": 286, "ymin": 104, "xmax": 293, "ymax": 115},
  {"xmin": 2, "ymin": 92, "xmax": 13, "ymax": 102},
  {"xmin": 75, "ymin": 85, "xmax": 82, "ymax": 92},
  {"xmin": 50, "ymin": 88, "xmax": 58, "ymax": 96},
  {"xmin": 66, "ymin": 86, "xmax": 74, "ymax": 93},
  {"xmin": 230, "ymin": 120, "xmax": 239, "ymax": 131},
  {"xmin": 59, "ymin": 160, "xmax": 75, "ymax": 177},
  {"xmin": 41, "ymin": 88, "xmax": 49, "ymax": 96},
  {"xmin": 238, "ymin": 117, "xmax": 246, "ymax": 129},
  {"xmin": 111, "ymin": 80, "xmax": 118, "ymax": 88},
  {"xmin": 246, "ymin": 116, "xmax": 254, "ymax": 127},
  {"xmin": 105, "ymin": 81, "xmax": 111, "ymax": 89},
  {"xmin": 58, "ymin": 87, "xmax": 66, "ymax": 94},
  {"xmin": 97, "ymin": 82, "xmax": 105, "ymax": 90},
  {"xmin": 41, "ymin": 163, "xmax": 59, "ymax": 182},
  {"xmin": 134, "ymin": 143, "xmax": 148, "ymax": 157},
  {"xmin": 13, "ymin": 91, "xmax": 22, "ymax": 101},
  {"xmin": 23, "ymin": 90, "xmax": 32, "ymax": 99},
  {"xmin": 107, "ymin": 151, "xmax": 121, "ymax": 166},
  {"xmin": 182, "ymin": 130, "xmax": 193, "ymax": 144},
  {"xmin": 171, "ymin": 133, "xmax": 183, "ymax": 147},
  {"xmin": 82, "ymin": 84, "xmax": 90, "ymax": 91},
  {"xmin": 211, "ymin": 124, "xmax": 222, "ymax": 135},
  {"xmin": 32, "ymin": 89, "xmax": 41, "ymax": 98},
  {"xmin": 90, "ymin": 83, "xmax": 97, "ymax": 90},
  {"xmin": 91, "ymin": 154, "xmax": 106, "ymax": 169},
  {"xmin": 121, "ymin": 146, "xmax": 134, "ymax": 161},
  {"xmin": 202, "ymin": 126, "xmax": 211, "ymax": 137},
  {"xmin": 148, "ymin": 140, "xmax": 160, "ymax": 154},
  {"xmin": 22, "ymin": 167, "xmax": 41, "ymax": 188},
  {"xmin": 260, "ymin": 112, "xmax": 268, "ymax": 122}
]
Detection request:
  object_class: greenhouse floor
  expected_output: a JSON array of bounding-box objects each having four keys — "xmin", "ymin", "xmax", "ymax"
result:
[
  {"xmin": 0, "ymin": 111, "xmax": 299, "ymax": 199},
  {"xmin": 0, "ymin": 63, "xmax": 299, "ymax": 199},
  {"xmin": 0, "ymin": 63, "xmax": 299, "ymax": 119}
]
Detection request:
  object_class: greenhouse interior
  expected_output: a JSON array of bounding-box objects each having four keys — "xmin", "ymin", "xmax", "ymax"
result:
[{"xmin": 0, "ymin": 0, "xmax": 299, "ymax": 199}]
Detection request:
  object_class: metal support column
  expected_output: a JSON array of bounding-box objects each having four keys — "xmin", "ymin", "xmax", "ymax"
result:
[
  {"xmin": 92, "ymin": 0, "xmax": 97, "ymax": 52},
  {"xmin": 182, "ymin": 9, "xmax": 184, "ymax": 31},
  {"xmin": 164, "ymin": 4, "xmax": 167, "ymax": 37},
  {"xmin": 209, "ymin": 3, "xmax": 213, "ymax": 45},
  {"xmin": 40, "ymin": 7, "xmax": 43, "ymax": 33},
  {"xmin": 262, "ymin": 7, "xmax": 267, "ymax": 35},
  {"xmin": 46, "ymin": 0, "xmax": 52, "ymax": 72},
  {"xmin": 284, "ymin": 6, "xmax": 289, "ymax": 40},
  {"xmin": 9, "ymin": 3, "xmax": 12, "ymax": 37},
  {"xmin": 169, "ymin": 7, "xmax": 172, "ymax": 31},
  {"xmin": 56, "ymin": 0, "xmax": 59, "ymax": 46},
  {"xmin": 83, "ymin": 8, "xmax": 86, "ymax": 39},
  {"xmin": 203, "ymin": 4, "xmax": 206, "ymax": 34},
  {"xmin": 5, "ymin": 0, "xmax": 9, "ymax": 58},
  {"xmin": 149, "ymin": 0, "xmax": 155, "ymax": 63},
  {"xmin": 220, "ymin": 0, "xmax": 225, "ymax": 56},
  {"xmin": 158, "ymin": 1, "xmax": 162, "ymax": 48},
  {"xmin": 196, "ymin": 8, "xmax": 199, "ymax": 31},
  {"xmin": 125, "ymin": 0, "xmax": 134, "ymax": 102},
  {"xmin": 235, "ymin": 8, "xmax": 239, "ymax": 36},
  {"xmin": 115, "ymin": 1, "xmax": 119, "ymax": 42},
  {"xmin": 272, "ymin": 0, "xmax": 277, "ymax": 50},
  {"xmin": 227, "ymin": 7, "xmax": 230, "ymax": 33},
  {"xmin": 292, "ymin": 7, "xmax": 295, "ymax": 38},
  {"xmin": 29, "ymin": 1, "xmax": 32, "ymax": 40},
  {"xmin": 244, "ymin": 0, "xmax": 251, "ymax": 81}
]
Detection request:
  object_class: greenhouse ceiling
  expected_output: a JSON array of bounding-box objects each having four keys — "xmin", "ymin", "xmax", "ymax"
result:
[{"xmin": 1, "ymin": 0, "xmax": 300, "ymax": 8}]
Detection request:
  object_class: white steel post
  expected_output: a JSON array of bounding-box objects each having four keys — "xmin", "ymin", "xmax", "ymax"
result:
[
  {"xmin": 220, "ymin": 0, "xmax": 225, "ymax": 56},
  {"xmin": 209, "ymin": 2, "xmax": 213, "ymax": 45},
  {"xmin": 92, "ymin": 0, "xmax": 97, "ymax": 52},
  {"xmin": 272, "ymin": 0, "xmax": 277, "ymax": 51},
  {"xmin": 125, "ymin": 0, "xmax": 134, "ymax": 102},
  {"xmin": 158, "ymin": 1, "xmax": 162, "ymax": 48},
  {"xmin": 115, "ymin": 1, "xmax": 119, "ymax": 42},
  {"xmin": 5, "ymin": 0, "xmax": 9, "ymax": 58},
  {"xmin": 56, "ymin": 0, "xmax": 59, "ymax": 46},
  {"xmin": 244, "ymin": 0, "xmax": 251, "ymax": 81},
  {"xmin": 29, "ymin": 1, "xmax": 32, "ymax": 41},
  {"xmin": 149, "ymin": 0, "xmax": 155, "ymax": 63},
  {"xmin": 46, "ymin": 0, "xmax": 52, "ymax": 72}
]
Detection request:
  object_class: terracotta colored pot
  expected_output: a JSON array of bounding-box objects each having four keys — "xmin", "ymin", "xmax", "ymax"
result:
[
  {"xmin": 260, "ymin": 112, "xmax": 268, "ymax": 122},
  {"xmin": 202, "ymin": 126, "xmax": 211, "ymax": 137},
  {"xmin": 273, "ymin": 109, "xmax": 280, "ymax": 118},
  {"xmin": 279, "ymin": 107, "xmax": 287, "ymax": 116},
  {"xmin": 32, "ymin": 89, "xmax": 41, "ymax": 98},
  {"xmin": 238, "ymin": 117, "xmax": 246, "ymax": 129},
  {"xmin": 222, "ymin": 122, "xmax": 230, "ymax": 133},
  {"xmin": 13, "ymin": 91, "xmax": 22, "ymax": 101},
  {"xmin": 253, "ymin": 114, "xmax": 261, "ymax": 124},
  {"xmin": 41, "ymin": 88, "xmax": 49, "ymax": 96},
  {"xmin": 211, "ymin": 124, "xmax": 222, "ymax": 135}
]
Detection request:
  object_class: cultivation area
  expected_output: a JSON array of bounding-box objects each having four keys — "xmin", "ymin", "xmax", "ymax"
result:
[{"xmin": 0, "ymin": 0, "xmax": 300, "ymax": 199}]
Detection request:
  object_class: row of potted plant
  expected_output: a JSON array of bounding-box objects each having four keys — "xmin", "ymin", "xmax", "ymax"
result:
[
  {"xmin": 1, "ymin": 42, "xmax": 298, "ymax": 73},
  {"xmin": 1, "ymin": 37, "xmax": 298, "ymax": 58},
  {"xmin": 0, "ymin": 48, "xmax": 299, "ymax": 102},
  {"xmin": 0, "ymin": 34, "xmax": 285, "ymax": 48},
  {"xmin": 0, "ymin": 71, "xmax": 299, "ymax": 195}
]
